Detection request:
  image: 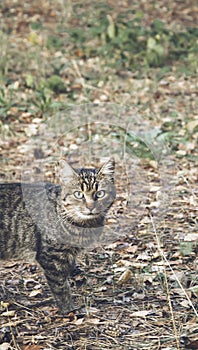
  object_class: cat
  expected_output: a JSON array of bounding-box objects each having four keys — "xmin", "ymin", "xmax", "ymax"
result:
[{"xmin": 0, "ymin": 158, "xmax": 115, "ymax": 313}]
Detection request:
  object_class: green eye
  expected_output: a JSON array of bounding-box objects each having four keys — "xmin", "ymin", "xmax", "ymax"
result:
[
  {"xmin": 96, "ymin": 190, "xmax": 105, "ymax": 198},
  {"xmin": 74, "ymin": 191, "xmax": 84, "ymax": 199}
]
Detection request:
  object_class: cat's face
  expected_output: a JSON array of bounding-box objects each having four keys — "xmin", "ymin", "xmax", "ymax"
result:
[{"xmin": 58, "ymin": 159, "xmax": 116, "ymax": 226}]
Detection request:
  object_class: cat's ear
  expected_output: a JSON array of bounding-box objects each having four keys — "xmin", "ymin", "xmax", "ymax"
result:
[
  {"xmin": 57, "ymin": 159, "xmax": 77, "ymax": 183},
  {"xmin": 98, "ymin": 158, "xmax": 115, "ymax": 179}
]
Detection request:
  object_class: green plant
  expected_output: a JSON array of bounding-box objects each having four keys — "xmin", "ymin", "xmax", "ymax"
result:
[
  {"xmin": 112, "ymin": 129, "xmax": 155, "ymax": 160},
  {"xmin": 180, "ymin": 242, "xmax": 194, "ymax": 256},
  {"xmin": 0, "ymin": 85, "xmax": 15, "ymax": 119},
  {"xmin": 32, "ymin": 85, "xmax": 53, "ymax": 115},
  {"xmin": 65, "ymin": 10, "xmax": 198, "ymax": 72},
  {"xmin": 47, "ymin": 75, "xmax": 66, "ymax": 93}
]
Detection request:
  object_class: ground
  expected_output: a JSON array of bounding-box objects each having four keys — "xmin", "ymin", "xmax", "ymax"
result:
[{"xmin": 0, "ymin": 1, "xmax": 198, "ymax": 349}]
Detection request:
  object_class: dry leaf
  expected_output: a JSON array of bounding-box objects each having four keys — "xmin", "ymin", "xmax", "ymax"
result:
[
  {"xmin": 180, "ymin": 300, "xmax": 191, "ymax": 308},
  {"xmin": 137, "ymin": 252, "xmax": 151, "ymax": 261},
  {"xmin": 72, "ymin": 317, "xmax": 84, "ymax": 325},
  {"xmin": 131, "ymin": 310, "xmax": 152, "ymax": 317},
  {"xmin": 86, "ymin": 307, "xmax": 100, "ymax": 314},
  {"xmin": 125, "ymin": 245, "xmax": 138, "ymax": 254},
  {"xmin": 189, "ymin": 285, "xmax": 198, "ymax": 295},
  {"xmin": 0, "ymin": 302, "xmax": 10, "ymax": 309},
  {"xmin": 24, "ymin": 124, "xmax": 38, "ymax": 137},
  {"xmin": 130, "ymin": 262, "xmax": 148, "ymax": 268},
  {"xmin": 29, "ymin": 289, "xmax": 42, "ymax": 297},
  {"xmin": 116, "ymin": 259, "xmax": 133, "ymax": 267},
  {"xmin": 117, "ymin": 269, "xmax": 132, "ymax": 285},
  {"xmin": 86, "ymin": 317, "xmax": 101, "ymax": 325},
  {"xmin": 186, "ymin": 119, "xmax": 198, "ymax": 133},
  {"xmin": 184, "ymin": 234, "xmax": 198, "ymax": 241},
  {"xmin": 149, "ymin": 160, "xmax": 158, "ymax": 169},
  {"xmin": 1, "ymin": 310, "xmax": 16, "ymax": 317},
  {"xmin": 2, "ymin": 261, "xmax": 18, "ymax": 268},
  {"xmin": 149, "ymin": 185, "xmax": 161, "ymax": 192},
  {"xmin": 176, "ymin": 150, "xmax": 186, "ymax": 156}
]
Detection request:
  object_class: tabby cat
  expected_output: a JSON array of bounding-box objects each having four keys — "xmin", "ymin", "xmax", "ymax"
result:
[{"xmin": 0, "ymin": 158, "xmax": 115, "ymax": 313}]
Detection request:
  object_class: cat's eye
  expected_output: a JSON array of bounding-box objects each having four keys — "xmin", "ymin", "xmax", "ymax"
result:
[
  {"xmin": 96, "ymin": 190, "xmax": 105, "ymax": 198},
  {"xmin": 73, "ymin": 191, "xmax": 84, "ymax": 199}
]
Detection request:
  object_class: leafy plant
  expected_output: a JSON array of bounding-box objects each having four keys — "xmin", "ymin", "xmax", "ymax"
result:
[
  {"xmin": 112, "ymin": 130, "xmax": 155, "ymax": 160},
  {"xmin": 66, "ymin": 10, "xmax": 198, "ymax": 72},
  {"xmin": 47, "ymin": 75, "xmax": 66, "ymax": 94},
  {"xmin": 46, "ymin": 35, "xmax": 64, "ymax": 50},
  {"xmin": 0, "ymin": 85, "xmax": 15, "ymax": 119},
  {"xmin": 180, "ymin": 242, "xmax": 194, "ymax": 256},
  {"xmin": 31, "ymin": 85, "xmax": 53, "ymax": 115}
]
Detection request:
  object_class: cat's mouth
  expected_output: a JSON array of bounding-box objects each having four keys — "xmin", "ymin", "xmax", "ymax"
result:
[
  {"xmin": 78, "ymin": 212, "xmax": 100, "ymax": 219},
  {"xmin": 83, "ymin": 213, "xmax": 98, "ymax": 218}
]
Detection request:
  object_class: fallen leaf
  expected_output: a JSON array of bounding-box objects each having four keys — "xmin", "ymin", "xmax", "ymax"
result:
[
  {"xmin": 1, "ymin": 261, "xmax": 19, "ymax": 268},
  {"xmin": 186, "ymin": 119, "xmax": 198, "ymax": 133},
  {"xmin": 24, "ymin": 124, "xmax": 38, "ymax": 137},
  {"xmin": 1, "ymin": 310, "xmax": 16, "ymax": 317},
  {"xmin": 29, "ymin": 289, "xmax": 42, "ymax": 297},
  {"xmin": 137, "ymin": 252, "xmax": 151, "ymax": 261},
  {"xmin": 125, "ymin": 245, "xmax": 138, "ymax": 254},
  {"xmin": 176, "ymin": 150, "xmax": 186, "ymax": 156},
  {"xmin": 149, "ymin": 185, "xmax": 161, "ymax": 192},
  {"xmin": 189, "ymin": 285, "xmax": 198, "ymax": 295},
  {"xmin": 184, "ymin": 234, "xmax": 198, "ymax": 241},
  {"xmin": 131, "ymin": 310, "xmax": 152, "ymax": 317},
  {"xmin": 0, "ymin": 302, "xmax": 10, "ymax": 309},
  {"xmin": 116, "ymin": 259, "xmax": 133, "ymax": 267},
  {"xmin": 86, "ymin": 307, "xmax": 100, "ymax": 314},
  {"xmin": 72, "ymin": 317, "xmax": 84, "ymax": 325},
  {"xmin": 180, "ymin": 300, "xmax": 191, "ymax": 308},
  {"xmin": 117, "ymin": 269, "xmax": 132, "ymax": 285},
  {"xmin": 149, "ymin": 160, "xmax": 158, "ymax": 169},
  {"xmin": 86, "ymin": 317, "xmax": 101, "ymax": 325}
]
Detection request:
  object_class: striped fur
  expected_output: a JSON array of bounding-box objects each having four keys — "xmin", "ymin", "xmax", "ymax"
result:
[{"xmin": 0, "ymin": 159, "xmax": 115, "ymax": 313}]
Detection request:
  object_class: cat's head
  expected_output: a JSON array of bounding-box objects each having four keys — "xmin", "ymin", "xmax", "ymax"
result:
[{"xmin": 57, "ymin": 158, "xmax": 116, "ymax": 227}]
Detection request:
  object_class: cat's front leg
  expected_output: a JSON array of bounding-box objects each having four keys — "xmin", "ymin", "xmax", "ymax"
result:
[
  {"xmin": 44, "ymin": 272, "xmax": 74, "ymax": 313},
  {"xmin": 36, "ymin": 244, "xmax": 79, "ymax": 313}
]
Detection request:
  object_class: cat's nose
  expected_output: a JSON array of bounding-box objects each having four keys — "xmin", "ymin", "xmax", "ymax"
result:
[{"xmin": 86, "ymin": 201, "xmax": 95, "ymax": 212}]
